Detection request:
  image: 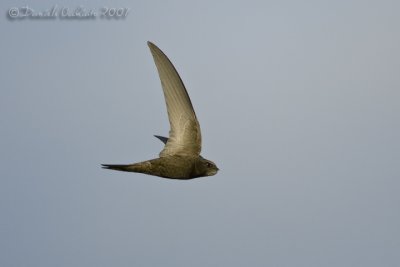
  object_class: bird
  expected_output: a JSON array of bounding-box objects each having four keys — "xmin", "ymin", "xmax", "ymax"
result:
[{"xmin": 101, "ymin": 41, "xmax": 219, "ymax": 179}]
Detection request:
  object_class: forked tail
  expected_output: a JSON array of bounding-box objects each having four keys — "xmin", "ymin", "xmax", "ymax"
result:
[
  {"xmin": 101, "ymin": 161, "xmax": 152, "ymax": 174},
  {"xmin": 101, "ymin": 164, "xmax": 132, "ymax": 172}
]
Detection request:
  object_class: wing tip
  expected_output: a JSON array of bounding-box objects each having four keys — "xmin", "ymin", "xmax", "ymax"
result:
[
  {"xmin": 147, "ymin": 41, "xmax": 164, "ymax": 57},
  {"xmin": 147, "ymin": 41, "xmax": 156, "ymax": 49}
]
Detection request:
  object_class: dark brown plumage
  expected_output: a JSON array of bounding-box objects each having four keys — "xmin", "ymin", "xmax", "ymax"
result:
[{"xmin": 102, "ymin": 42, "xmax": 218, "ymax": 179}]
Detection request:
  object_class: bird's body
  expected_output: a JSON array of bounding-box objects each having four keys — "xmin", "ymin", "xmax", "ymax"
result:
[
  {"xmin": 103, "ymin": 155, "xmax": 217, "ymax": 179},
  {"xmin": 102, "ymin": 42, "xmax": 218, "ymax": 179}
]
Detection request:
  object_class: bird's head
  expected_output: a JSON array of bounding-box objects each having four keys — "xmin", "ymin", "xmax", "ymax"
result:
[{"xmin": 197, "ymin": 158, "xmax": 219, "ymax": 177}]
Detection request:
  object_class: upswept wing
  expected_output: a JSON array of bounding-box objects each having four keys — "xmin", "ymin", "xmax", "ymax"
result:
[{"xmin": 147, "ymin": 42, "xmax": 202, "ymax": 157}]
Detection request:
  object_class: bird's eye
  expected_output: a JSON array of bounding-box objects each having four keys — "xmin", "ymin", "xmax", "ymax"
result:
[{"xmin": 206, "ymin": 162, "xmax": 213, "ymax": 168}]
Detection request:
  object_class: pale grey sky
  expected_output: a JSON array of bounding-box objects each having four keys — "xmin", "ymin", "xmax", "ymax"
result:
[{"xmin": 1, "ymin": 0, "xmax": 399, "ymax": 266}]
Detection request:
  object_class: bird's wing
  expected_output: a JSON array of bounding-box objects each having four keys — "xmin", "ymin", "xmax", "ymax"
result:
[
  {"xmin": 147, "ymin": 41, "xmax": 202, "ymax": 157},
  {"xmin": 154, "ymin": 135, "xmax": 169, "ymax": 144}
]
